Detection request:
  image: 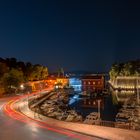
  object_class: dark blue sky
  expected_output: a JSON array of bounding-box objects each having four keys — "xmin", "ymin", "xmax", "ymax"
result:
[{"xmin": 0, "ymin": 0, "xmax": 140, "ymax": 72}]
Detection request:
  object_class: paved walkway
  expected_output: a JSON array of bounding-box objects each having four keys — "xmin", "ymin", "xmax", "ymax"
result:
[{"xmin": 16, "ymin": 97, "xmax": 140, "ymax": 140}]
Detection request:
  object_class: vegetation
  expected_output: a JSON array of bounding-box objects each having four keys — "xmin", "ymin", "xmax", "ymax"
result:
[
  {"xmin": 2, "ymin": 69, "xmax": 24, "ymax": 93},
  {"xmin": 109, "ymin": 60, "xmax": 140, "ymax": 80},
  {"xmin": 0, "ymin": 57, "xmax": 48, "ymax": 94}
]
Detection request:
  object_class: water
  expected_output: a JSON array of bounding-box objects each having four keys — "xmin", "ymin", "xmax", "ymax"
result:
[{"xmin": 69, "ymin": 94, "xmax": 121, "ymax": 121}]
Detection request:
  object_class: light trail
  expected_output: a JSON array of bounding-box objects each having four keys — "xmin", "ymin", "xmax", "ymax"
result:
[{"xmin": 3, "ymin": 95, "xmax": 93, "ymax": 140}]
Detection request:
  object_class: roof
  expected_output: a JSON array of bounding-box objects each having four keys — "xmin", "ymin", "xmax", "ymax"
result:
[
  {"xmin": 46, "ymin": 76, "xmax": 56, "ymax": 80},
  {"xmin": 82, "ymin": 75, "xmax": 104, "ymax": 79}
]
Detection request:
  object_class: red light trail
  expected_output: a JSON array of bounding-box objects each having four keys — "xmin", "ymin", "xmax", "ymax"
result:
[{"xmin": 3, "ymin": 95, "xmax": 92, "ymax": 140}]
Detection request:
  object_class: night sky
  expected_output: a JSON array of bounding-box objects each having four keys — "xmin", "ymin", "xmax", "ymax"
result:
[{"xmin": 0, "ymin": 0, "xmax": 140, "ymax": 72}]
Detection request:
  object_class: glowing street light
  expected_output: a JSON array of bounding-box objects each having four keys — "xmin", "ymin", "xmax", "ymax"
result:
[{"xmin": 20, "ymin": 84, "xmax": 24, "ymax": 89}]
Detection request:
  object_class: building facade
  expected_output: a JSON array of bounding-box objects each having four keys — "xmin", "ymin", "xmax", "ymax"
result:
[
  {"xmin": 56, "ymin": 77, "xmax": 69, "ymax": 88},
  {"xmin": 81, "ymin": 75, "xmax": 105, "ymax": 93},
  {"xmin": 45, "ymin": 76, "xmax": 57, "ymax": 86},
  {"xmin": 69, "ymin": 78, "xmax": 82, "ymax": 91},
  {"xmin": 109, "ymin": 76, "xmax": 140, "ymax": 94}
]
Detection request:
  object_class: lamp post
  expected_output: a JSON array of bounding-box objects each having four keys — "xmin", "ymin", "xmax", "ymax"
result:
[
  {"xmin": 20, "ymin": 84, "xmax": 24, "ymax": 94},
  {"xmin": 97, "ymin": 99, "xmax": 101, "ymax": 120},
  {"xmin": 20, "ymin": 84, "xmax": 24, "ymax": 89},
  {"xmin": 27, "ymin": 91, "xmax": 30, "ymax": 107}
]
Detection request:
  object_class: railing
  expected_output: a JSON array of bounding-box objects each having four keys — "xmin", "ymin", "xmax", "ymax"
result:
[
  {"xmin": 84, "ymin": 119, "xmax": 134, "ymax": 130},
  {"xmin": 99, "ymin": 120, "xmax": 115, "ymax": 128},
  {"xmin": 29, "ymin": 91, "xmax": 55, "ymax": 108}
]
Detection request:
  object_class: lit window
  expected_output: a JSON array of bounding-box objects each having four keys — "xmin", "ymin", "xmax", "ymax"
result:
[{"xmin": 93, "ymin": 82, "xmax": 95, "ymax": 85}]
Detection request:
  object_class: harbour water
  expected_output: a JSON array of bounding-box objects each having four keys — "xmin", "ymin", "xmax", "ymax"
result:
[{"xmin": 69, "ymin": 94, "xmax": 121, "ymax": 121}]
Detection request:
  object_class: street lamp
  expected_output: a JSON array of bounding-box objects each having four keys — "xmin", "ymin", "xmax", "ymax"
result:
[
  {"xmin": 20, "ymin": 84, "xmax": 25, "ymax": 94},
  {"xmin": 20, "ymin": 84, "xmax": 24, "ymax": 89}
]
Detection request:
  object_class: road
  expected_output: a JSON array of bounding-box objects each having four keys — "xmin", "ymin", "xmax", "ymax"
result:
[{"xmin": 0, "ymin": 96, "xmax": 103, "ymax": 140}]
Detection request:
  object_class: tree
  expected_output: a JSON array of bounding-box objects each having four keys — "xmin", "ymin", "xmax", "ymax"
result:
[
  {"xmin": 5, "ymin": 58, "xmax": 17, "ymax": 69},
  {"xmin": 0, "ymin": 57, "xmax": 49, "ymax": 94},
  {"xmin": 29, "ymin": 65, "xmax": 41, "ymax": 81},
  {"xmin": 24, "ymin": 62, "xmax": 33, "ymax": 81},
  {"xmin": 2, "ymin": 69, "xmax": 24, "ymax": 93},
  {"xmin": 109, "ymin": 63, "xmax": 121, "ymax": 79},
  {"xmin": 17, "ymin": 61, "xmax": 26, "ymax": 72},
  {"xmin": 121, "ymin": 62, "xmax": 133, "ymax": 76},
  {"xmin": 58, "ymin": 68, "xmax": 64, "ymax": 77},
  {"xmin": 30, "ymin": 65, "xmax": 48, "ymax": 80},
  {"xmin": 109, "ymin": 60, "xmax": 140, "ymax": 79},
  {"xmin": 0, "ymin": 62, "xmax": 9, "ymax": 79},
  {"xmin": 40, "ymin": 66, "xmax": 48, "ymax": 80}
]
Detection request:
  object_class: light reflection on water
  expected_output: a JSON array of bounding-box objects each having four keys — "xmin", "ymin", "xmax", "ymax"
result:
[{"xmin": 69, "ymin": 94, "xmax": 121, "ymax": 121}]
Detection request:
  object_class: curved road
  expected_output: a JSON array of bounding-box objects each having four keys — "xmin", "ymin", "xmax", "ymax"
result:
[{"xmin": 0, "ymin": 96, "xmax": 102, "ymax": 140}]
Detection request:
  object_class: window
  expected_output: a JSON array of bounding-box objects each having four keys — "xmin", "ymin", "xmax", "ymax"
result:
[{"xmin": 93, "ymin": 82, "xmax": 95, "ymax": 85}]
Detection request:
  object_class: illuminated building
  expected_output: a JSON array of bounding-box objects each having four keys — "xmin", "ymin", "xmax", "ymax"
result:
[
  {"xmin": 69, "ymin": 78, "xmax": 82, "ymax": 91},
  {"xmin": 45, "ymin": 76, "xmax": 57, "ymax": 86},
  {"xmin": 81, "ymin": 75, "xmax": 105, "ymax": 93},
  {"xmin": 26, "ymin": 80, "xmax": 46, "ymax": 92},
  {"xmin": 56, "ymin": 77, "xmax": 69, "ymax": 88},
  {"xmin": 109, "ymin": 76, "xmax": 140, "ymax": 94}
]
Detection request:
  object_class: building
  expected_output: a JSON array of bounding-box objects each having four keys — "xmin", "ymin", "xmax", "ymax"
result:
[
  {"xmin": 109, "ymin": 76, "xmax": 140, "ymax": 94},
  {"xmin": 45, "ymin": 76, "xmax": 57, "ymax": 86},
  {"xmin": 81, "ymin": 75, "xmax": 105, "ymax": 93},
  {"xmin": 25, "ymin": 80, "xmax": 46, "ymax": 92},
  {"xmin": 56, "ymin": 77, "xmax": 69, "ymax": 88},
  {"xmin": 69, "ymin": 77, "xmax": 82, "ymax": 91}
]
